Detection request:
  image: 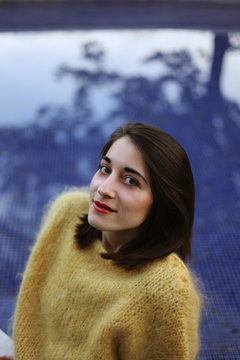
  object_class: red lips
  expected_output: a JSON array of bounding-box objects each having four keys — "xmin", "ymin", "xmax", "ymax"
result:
[
  {"xmin": 93, "ymin": 201, "xmax": 117, "ymax": 214},
  {"xmin": 94, "ymin": 201, "xmax": 116, "ymax": 212}
]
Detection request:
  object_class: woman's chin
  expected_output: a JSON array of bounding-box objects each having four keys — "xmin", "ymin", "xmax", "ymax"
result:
[{"xmin": 88, "ymin": 213, "xmax": 104, "ymax": 231}]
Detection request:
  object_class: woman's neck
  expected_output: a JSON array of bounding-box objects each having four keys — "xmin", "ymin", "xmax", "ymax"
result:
[{"xmin": 101, "ymin": 226, "xmax": 142, "ymax": 253}]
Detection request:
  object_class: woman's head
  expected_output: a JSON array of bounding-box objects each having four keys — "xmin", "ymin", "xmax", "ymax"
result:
[
  {"xmin": 88, "ymin": 135, "xmax": 153, "ymax": 248},
  {"xmin": 76, "ymin": 122, "xmax": 195, "ymax": 269}
]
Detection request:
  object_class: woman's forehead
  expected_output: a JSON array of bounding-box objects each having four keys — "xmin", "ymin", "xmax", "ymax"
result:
[
  {"xmin": 106, "ymin": 137, "xmax": 141, "ymax": 161},
  {"xmin": 105, "ymin": 136, "xmax": 150, "ymax": 177}
]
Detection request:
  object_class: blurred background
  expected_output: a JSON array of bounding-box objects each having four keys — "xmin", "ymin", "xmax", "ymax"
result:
[{"xmin": 0, "ymin": 0, "xmax": 240, "ymax": 358}]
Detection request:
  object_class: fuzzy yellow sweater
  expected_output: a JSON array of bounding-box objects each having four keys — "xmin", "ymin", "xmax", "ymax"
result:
[{"xmin": 13, "ymin": 191, "xmax": 202, "ymax": 360}]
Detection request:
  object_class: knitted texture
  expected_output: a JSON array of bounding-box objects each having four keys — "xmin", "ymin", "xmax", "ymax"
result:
[{"xmin": 13, "ymin": 191, "xmax": 202, "ymax": 360}]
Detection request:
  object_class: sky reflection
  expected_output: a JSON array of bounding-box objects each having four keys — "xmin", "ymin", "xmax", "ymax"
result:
[
  {"xmin": 1, "ymin": 29, "xmax": 233, "ymax": 126},
  {"xmin": 1, "ymin": 29, "xmax": 240, "ymax": 128}
]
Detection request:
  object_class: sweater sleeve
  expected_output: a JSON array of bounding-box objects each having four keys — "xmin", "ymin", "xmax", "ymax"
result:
[
  {"xmin": 13, "ymin": 190, "xmax": 89, "ymax": 359},
  {"xmin": 119, "ymin": 255, "xmax": 202, "ymax": 360}
]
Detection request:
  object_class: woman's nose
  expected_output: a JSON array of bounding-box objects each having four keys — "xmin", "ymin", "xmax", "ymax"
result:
[{"xmin": 97, "ymin": 176, "xmax": 116, "ymax": 198}]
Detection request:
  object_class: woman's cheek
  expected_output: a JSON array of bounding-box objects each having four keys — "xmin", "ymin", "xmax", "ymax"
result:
[
  {"xmin": 90, "ymin": 173, "xmax": 100, "ymax": 193},
  {"xmin": 120, "ymin": 188, "xmax": 139, "ymax": 207}
]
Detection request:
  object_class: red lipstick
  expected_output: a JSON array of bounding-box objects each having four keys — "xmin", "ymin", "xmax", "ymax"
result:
[{"xmin": 93, "ymin": 201, "xmax": 117, "ymax": 214}]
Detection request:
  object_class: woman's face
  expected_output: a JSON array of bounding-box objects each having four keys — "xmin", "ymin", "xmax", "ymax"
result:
[{"xmin": 88, "ymin": 136, "xmax": 153, "ymax": 240}]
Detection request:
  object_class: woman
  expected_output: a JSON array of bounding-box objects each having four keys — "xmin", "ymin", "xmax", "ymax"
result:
[{"xmin": 12, "ymin": 122, "xmax": 203, "ymax": 360}]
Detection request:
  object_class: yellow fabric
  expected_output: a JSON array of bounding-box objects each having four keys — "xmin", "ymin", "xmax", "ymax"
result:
[{"xmin": 13, "ymin": 191, "xmax": 202, "ymax": 360}]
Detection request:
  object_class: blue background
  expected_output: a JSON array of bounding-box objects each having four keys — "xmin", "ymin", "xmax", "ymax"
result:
[{"xmin": 0, "ymin": 29, "xmax": 239, "ymax": 359}]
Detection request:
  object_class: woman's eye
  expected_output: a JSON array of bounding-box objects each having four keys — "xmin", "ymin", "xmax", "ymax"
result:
[
  {"xmin": 125, "ymin": 177, "xmax": 138, "ymax": 186},
  {"xmin": 99, "ymin": 165, "xmax": 110, "ymax": 174}
]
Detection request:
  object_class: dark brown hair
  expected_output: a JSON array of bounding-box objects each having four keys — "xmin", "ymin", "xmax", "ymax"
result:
[{"xmin": 75, "ymin": 122, "xmax": 195, "ymax": 270}]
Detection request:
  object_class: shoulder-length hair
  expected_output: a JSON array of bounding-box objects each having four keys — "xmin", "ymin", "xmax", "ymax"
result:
[{"xmin": 75, "ymin": 122, "xmax": 195, "ymax": 270}]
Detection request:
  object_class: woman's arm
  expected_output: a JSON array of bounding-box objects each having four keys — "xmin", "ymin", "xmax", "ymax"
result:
[{"xmin": 120, "ymin": 256, "xmax": 202, "ymax": 360}]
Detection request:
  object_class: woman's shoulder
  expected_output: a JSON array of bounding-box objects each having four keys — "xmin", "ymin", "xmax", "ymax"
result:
[
  {"xmin": 40, "ymin": 188, "xmax": 89, "ymax": 229},
  {"xmin": 143, "ymin": 253, "xmax": 202, "ymax": 305},
  {"xmin": 167, "ymin": 253, "xmax": 203, "ymax": 300},
  {"xmin": 51, "ymin": 188, "xmax": 89, "ymax": 211},
  {"xmin": 145, "ymin": 252, "xmax": 188, "ymax": 278}
]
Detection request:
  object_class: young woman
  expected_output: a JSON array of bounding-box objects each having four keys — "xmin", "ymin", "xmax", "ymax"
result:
[{"xmin": 12, "ymin": 122, "xmax": 203, "ymax": 360}]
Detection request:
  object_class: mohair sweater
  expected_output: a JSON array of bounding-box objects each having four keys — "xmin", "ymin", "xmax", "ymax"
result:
[{"xmin": 13, "ymin": 191, "xmax": 202, "ymax": 360}]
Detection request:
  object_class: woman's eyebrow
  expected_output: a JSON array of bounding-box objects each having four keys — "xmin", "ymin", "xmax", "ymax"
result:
[
  {"xmin": 101, "ymin": 155, "xmax": 148, "ymax": 184},
  {"xmin": 102, "ymin": 155, "xmax": 111, "ymax": 163},
  {"xmin": 124, "ymin": 167, "xmax": 147, "ymax": 184}
]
